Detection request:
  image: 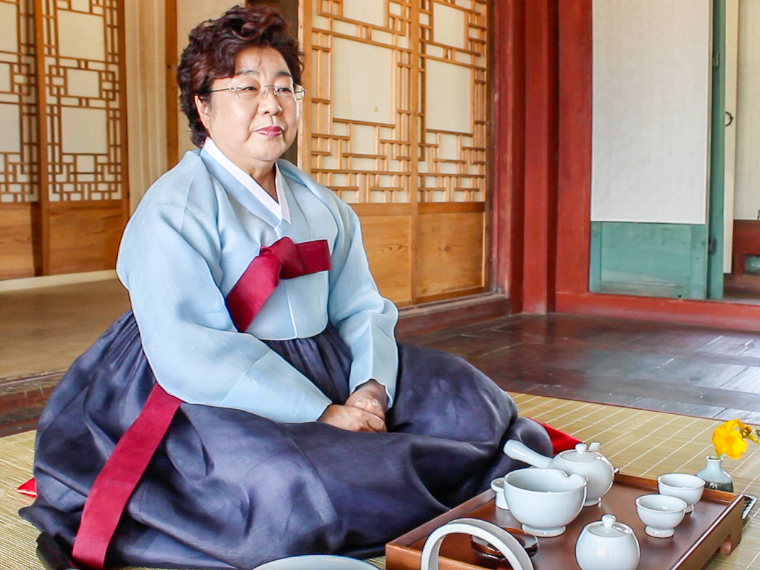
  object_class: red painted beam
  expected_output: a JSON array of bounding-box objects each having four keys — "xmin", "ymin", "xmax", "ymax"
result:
[
  {"xmin": 557, "ymin": 291, "xmax": 760, "ymax": 333},
  {"xmin": 556, "ymin": 0, "xmax": 592, "ymax": 297}
]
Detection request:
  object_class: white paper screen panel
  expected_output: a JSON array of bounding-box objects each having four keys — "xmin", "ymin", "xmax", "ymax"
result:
[
  {"xmin": 331, "ymin": 38, "xmax": 394, "ymax": 125},
  {"xmin": 342, "ymin": 0, "xmax": 385, "ymax": 27},
  {"xmin": 57, "ymin": 11, "xmax": 106, "ymax": 60},
  {"xmin": 424, "ymin": 59, "xmax": 471, "ymax": 133},
  {"xmin": 591, "ymin": 0, "xmax": 711, "ymax": 224},
  {"xmin": 0, "ymin": 0, "xmax": 38, "ymax": 204}
]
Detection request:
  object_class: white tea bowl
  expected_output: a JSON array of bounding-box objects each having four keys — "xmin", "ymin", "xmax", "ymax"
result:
[
  {"xmin": 502, "ymin": 467, "xmax": 587, "ymax": 537},
  {"xmin": 490, "ymin": 477, "xmax": 509, "ymax": 510},
  {"xmin": 635, "ymin": 494, "xmax": 687, "ymax": 538},
  {"xmin": 657, "ymin": 473, "xmax": 705, "ymax": 513}
]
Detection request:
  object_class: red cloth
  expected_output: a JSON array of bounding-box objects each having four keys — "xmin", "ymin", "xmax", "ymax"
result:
[
  {"xmin": 17, "ymin": 478, "xmax": 36, "ymax": 497},
  {"xmin": 225, "ymin": 238, "xmax": 330, "ymax": 332},
  {"xmin": 72, "ymin": 385, "xmax": 182, "ymax": 569},
  {"xmin": 539, "ymin": 421, "xmax": 583, "ymax": 454}
]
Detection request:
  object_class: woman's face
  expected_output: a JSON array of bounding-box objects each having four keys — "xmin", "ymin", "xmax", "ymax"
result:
[{"xmin": 195, "ymin": 46, "xmax": 300, "ymax": 179}]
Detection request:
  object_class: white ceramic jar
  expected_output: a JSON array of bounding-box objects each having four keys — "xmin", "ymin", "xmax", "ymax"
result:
[{"xmin": 575, "ymin": 514, "xmax": 640, "ymax": 570}]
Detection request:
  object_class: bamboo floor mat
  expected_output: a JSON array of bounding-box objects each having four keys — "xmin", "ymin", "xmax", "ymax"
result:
[{"xmin": 2, "ymin": 394, "xmax": 759, "ymax": 570}]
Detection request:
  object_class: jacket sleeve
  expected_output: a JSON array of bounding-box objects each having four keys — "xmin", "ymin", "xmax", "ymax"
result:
[{"xmin": 327, "ymin": 200, "xmax": 399, "ymax": 407}]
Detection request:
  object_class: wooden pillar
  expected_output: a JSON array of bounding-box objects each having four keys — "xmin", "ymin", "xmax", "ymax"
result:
[
  {"xmin": 522, "ymin": 0, "xmax": 559, "ymax": 313},
  {"xmin": 491, "ymin": 0, "xmax": 526, "ymax": 305},
  {"xmin": 556, "ymin": 0, "xmax": 592, "ymax": 298}
]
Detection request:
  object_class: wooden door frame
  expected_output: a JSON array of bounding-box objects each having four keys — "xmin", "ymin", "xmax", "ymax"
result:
[{"xmin": 551, "ymin": 0, "xmax": 760, "ymax": 331}]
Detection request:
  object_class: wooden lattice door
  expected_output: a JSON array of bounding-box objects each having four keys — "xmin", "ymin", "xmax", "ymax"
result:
[
  {"xmin": 0, "ymin": 0, "xmax": 129, "ymax": 279},
  {"xmin": 300, "ymin": 0, "xmax": 490, "ymax": 306}
]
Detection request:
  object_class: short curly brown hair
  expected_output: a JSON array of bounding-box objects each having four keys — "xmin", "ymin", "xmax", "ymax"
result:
[{"xmin": 177, "ymin": 4, "xmax": 304, "ymax": 148}]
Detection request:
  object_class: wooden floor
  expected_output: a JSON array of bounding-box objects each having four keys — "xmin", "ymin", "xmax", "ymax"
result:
[
  {"xmin": 413, "ymin": 315, "xmax": 760, "ymax": 423},
  {"xmin": 2, "ymin": 279, "xmax": 760, "ymax": 435}
]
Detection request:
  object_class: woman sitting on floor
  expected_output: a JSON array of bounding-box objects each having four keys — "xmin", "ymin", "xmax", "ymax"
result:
[{"xmin": 20, "ymin": 5, "xmax": 551, "ymax": 569}]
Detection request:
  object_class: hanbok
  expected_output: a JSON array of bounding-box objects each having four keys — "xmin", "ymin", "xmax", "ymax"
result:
[{"xmin": 20, "ymin": 150, "xmax": 552, "ymax": 569}]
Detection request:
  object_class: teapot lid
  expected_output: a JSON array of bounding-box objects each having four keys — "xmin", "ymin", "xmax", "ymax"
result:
[
  {"xmin": 586, "ymin": 515, "xmax": 634, "ymax": 538},
  {"xmin": 560, "ymin": 443, "xmax": 603, "ymax": 463}
]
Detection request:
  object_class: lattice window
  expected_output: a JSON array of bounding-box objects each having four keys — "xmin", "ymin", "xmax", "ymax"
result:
[
  {"xmin": 303, "ymin": 0, "xmax": 487, "ymax": 205},
  {"xmin": 37, "ymin": 0, "xmax": 124, "ymax": 202},
  {"xmin": 0, "ymin": 0, "xmax": 38, "ymax": 204},
  {"xmin": 306, "ymin": 0, "xmax": 415, "ymax": 204},
  {"xmin": 419, "ymin": 0, "xmax": 487, "ymax": 203}
]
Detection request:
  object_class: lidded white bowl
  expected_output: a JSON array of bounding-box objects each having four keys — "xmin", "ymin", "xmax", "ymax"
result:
[
  {"xmin": 575, "ymin": 514, "xmax": 640, "ymax": 570},
  {"xmin": 502, "ymin": 467, "xmax": 587, "ymax": 537}
]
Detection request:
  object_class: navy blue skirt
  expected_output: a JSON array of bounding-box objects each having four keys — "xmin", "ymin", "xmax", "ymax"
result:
[{"xmin": 20, "ymin": 311, "xmax": 551, "ymax": 569}]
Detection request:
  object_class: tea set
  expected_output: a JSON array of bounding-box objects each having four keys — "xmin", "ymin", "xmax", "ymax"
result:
[
  {"xmin": 482, "ymin": 439, "xmax": 706, "ymax": 569},
  {"xmin": 254, "ymin": 440, "xmax": 708, "ymax": 570}
]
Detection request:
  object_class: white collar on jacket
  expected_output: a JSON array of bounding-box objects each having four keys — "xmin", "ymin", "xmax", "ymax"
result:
[{"xmin": 202, "ymin": 137, "xmax": 291, "ymax": 223}]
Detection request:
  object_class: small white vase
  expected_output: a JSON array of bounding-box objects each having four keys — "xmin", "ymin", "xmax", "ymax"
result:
[{"xmin": 695, "ymin": 456, "xmax": 734, "ymax": 492}]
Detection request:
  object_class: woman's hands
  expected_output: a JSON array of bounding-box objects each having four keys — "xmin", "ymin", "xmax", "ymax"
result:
[{"xmin": 318, "ymin": 379, "xmax": 388, "ymax": 432}]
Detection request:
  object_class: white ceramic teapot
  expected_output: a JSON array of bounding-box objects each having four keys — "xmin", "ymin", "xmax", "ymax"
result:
[
  {"xmin": 420, "ymin": 518, "xmax": 534, "ymax": 570},
  {"xmin": 504, "ymin": 440, "xmax": 615, "ymax": 506},
  {"xmin": 575, "ymin": 514, "xmax": 640, "ymax": 570}
]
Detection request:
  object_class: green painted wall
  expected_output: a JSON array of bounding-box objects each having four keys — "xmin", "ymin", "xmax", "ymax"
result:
[
  {"xmin": 707, "ymin": 0, "xmax": 726, "ymax": 298},
  {"xmin": 589, "ymin": 222, "xmax": 708, "ymax": 299}
]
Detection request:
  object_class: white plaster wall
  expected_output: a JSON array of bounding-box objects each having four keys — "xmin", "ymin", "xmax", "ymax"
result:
[
  {"xmin": 591, "ymin": 0, "xmax": 711, "ymax": 224},
  {"xmin": 734, "ymin": 0, "xmax": 760, "ymax": 220}
]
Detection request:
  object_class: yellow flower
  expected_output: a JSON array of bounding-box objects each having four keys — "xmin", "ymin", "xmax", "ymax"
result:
[
  {"xmin": 713, "ymin": 419, "xmax": 749, "ymax": 460},
  {"xmin": 738, "ymin": 420, "xmax": 759, "ymax": 444}
]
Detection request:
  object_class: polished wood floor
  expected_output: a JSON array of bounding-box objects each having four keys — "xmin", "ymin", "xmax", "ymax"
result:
[
  {"xmin": 2, "ymin": 279, "xmax": 760, "ymax": 435},
  {"xmin": 413, "ymin": 315, "xmax": 760, "ymax": 424},
  {"xmin": 0, "ymin": 279, "xmax": 130, "ymax": 379}
]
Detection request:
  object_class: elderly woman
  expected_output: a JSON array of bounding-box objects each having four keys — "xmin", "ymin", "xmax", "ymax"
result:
[{"xmin": 21, "ymin": 5, "xmax": 551, "ymax": 569}]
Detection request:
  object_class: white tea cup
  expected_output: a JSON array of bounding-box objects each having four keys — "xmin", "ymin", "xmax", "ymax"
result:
[
  {"xmin": 657, "ymin": 473, "xmax": 705, "ymax": 513},
  {"xmin": 635, "ymin": 494, "xmax": 687, "ymax": 538}
]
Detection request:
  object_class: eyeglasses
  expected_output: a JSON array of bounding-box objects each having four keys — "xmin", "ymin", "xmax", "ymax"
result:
[{"xmin": 208, "ymin": 83, "xmax": 306, "ymax": 102}]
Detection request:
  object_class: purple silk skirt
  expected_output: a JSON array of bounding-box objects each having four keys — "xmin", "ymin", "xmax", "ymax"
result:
[{"xmin": 20, "ymin": 311, "xmax": 551, "ymax": 569}]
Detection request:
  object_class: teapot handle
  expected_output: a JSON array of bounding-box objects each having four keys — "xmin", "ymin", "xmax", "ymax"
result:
[
  {"xmin": 503, "ymin": 439, "xmax": 553, "ymax": 468},
  {"xmin": 419, "ymin": 518, "xmax": 534, "ymax": 570}
]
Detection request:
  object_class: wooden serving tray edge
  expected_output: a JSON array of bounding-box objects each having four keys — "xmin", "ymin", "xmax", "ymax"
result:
[{"xmin": 385, "ymin": 473, "xmax": 745, "ymax": 570}]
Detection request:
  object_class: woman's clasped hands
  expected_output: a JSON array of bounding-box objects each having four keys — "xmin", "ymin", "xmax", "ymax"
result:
[{"xmin": 318, "ymin": 379, "xmax": 387, "ymax": 433}]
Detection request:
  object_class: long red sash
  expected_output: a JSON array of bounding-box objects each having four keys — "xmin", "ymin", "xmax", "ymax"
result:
[{"xmin": 71, "ymin": 237, "xmax": 331, "ymax": 570}]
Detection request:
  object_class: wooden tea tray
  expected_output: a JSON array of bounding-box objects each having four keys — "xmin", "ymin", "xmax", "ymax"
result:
[{"xmin": 386, "ymin": 473, "xmax": 744, "ymax": 570}]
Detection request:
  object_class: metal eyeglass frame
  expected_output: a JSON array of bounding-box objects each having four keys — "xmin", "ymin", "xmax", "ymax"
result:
[{"xmin": 207, "ymin": 84, "xmax": 306, "ymax": 101}]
